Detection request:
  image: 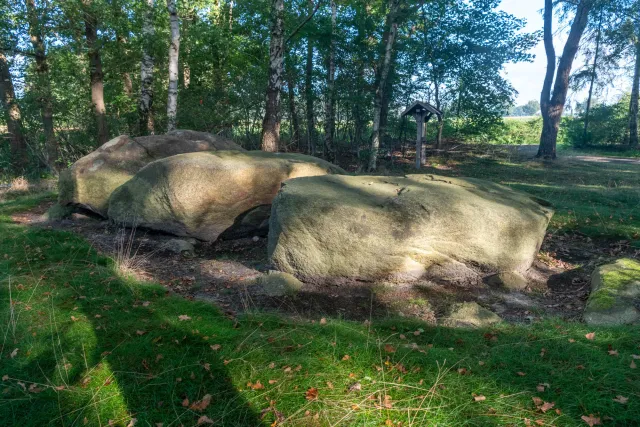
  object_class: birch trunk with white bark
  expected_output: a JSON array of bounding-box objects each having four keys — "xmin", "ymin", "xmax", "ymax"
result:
[
  {"xmin": 139, "ymin": 0, "xmax": 155, "ymax": 134},
  {"xmin": 261, "ymin": 0, "xmax": 285, "ymax": 152},
  {"xmin": 166, "ymin": 0, "xmax": 180, "ymax": 132}
]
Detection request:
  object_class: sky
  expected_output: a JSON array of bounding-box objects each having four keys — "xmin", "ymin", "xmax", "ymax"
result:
[
  {"xmin": 497, "ymin": 0, "xmax": 547, "ymax": 104},
  {"xmin": 496, "ymin": 0, "xmax": 630, "ymax": 105}
]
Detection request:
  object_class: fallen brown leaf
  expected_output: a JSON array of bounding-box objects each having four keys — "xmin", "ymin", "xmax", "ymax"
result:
[
  {"xmin": 581, "ymin": 415, "xmax": 601, "ymax": 426},
  {"xmin": 190, "ymin": 394, "xmax": 212, "ymax": 411},
  {"xmin": 178, "ymin": 315, "xmax": 191, "ymax": 321},
  {"xmin": 305, "ymin": 387, "xmax": 319, "ymax": 401},
  {"xmin": 384, "ymin": 344, "xmax": 396, "ymax": 353},
  {"xmin": 197, "ymin": 416, "xmax": 214, "ymax": 425},
  {"xmin": 608, "ymin": 349, "xmax": 619, "ymax": 356},
  {"xmin": 613, "ymin": 395, "xmax": 629, "ymax": 404},
  {"xmin": 539, "ymin": 401, "xmax": 555, "ymax": 413},
  {"xmin": 210, "ymin": 344, "xmax": 221, "ymax": 351},
  {"xmin": 585, "ymin": 332, "xmax": 595, "ymax": 340},
  {"xmin": 347, "ymin": 382, "xmax": 361, "ymax": 392},
  {"xmin": 341, "ymin": 355, "xmax": 350, "ymax": 361},
  {"xmin": 473, "ymin": 394, "xmax": 486, "ymax": 402}
]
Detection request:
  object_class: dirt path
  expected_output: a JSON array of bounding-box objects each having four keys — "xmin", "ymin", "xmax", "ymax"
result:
[{"xmin": 512, "ymin": 145, "xmax": 640, "ymax": 165}]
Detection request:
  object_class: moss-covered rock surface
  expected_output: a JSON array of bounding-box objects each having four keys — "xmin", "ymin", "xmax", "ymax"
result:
[{"xmin": 584, "ymin": 258, "xmax": 640, "ymax": 326}]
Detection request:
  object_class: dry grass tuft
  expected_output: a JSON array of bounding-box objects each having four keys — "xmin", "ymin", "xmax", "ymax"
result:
[{"xmin": 9, "ymin": 176, "xmax": 30, "ymax": 193}]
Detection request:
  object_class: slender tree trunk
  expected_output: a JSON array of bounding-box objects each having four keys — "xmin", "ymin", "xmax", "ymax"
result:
[
  {"xmin": 323, "ymin": 0, "xmax": 336, "ymax": 161},
  {"xmin": 629, "ymin": 40, "xmax": 640, "ymax": 147},
  {"xmin": 261, "ymin": 0, "xmax": 285, "ymax": 152},
  {"xmin": 369, "ymin": 0, "xmax": 400, "ymax": 171},
  {"xmin": 139, "ymin": 0, "xmax": 155, "ymax": 135},
  {"xmin": 286, "ymin": 60, "xmax": 301, "ymax": 150},
  {"xmin": 166, "ymin": 0, "xmax": 180, "ymax": 132},
  {"xmin": 434, "ymin": 81, "xmax": 444, "ymax": 149},
  {"xmin": 305, "ymin": 0, "xmax": 315, "ymax": 154},
  {"xmin": 0, "ymin": 52, "xmax": 27, "ymax": 168},
  {"xmin": 83, "ymin": 0, "xmax": 108, "ymax": 147},
  {"xmin": 538, "ymin": 0, "xmax": 593, "ymax": 159},
  {"xmin": 118, "ymin": 35, "xmax": 134, "ymax": 97},
  {"xmin": 583, "ymin": 13, "xmax": 603, "ymax": 146},
  {"xmin": 26, "ymin": 0, "xmax": 57, "ymax": 170}
]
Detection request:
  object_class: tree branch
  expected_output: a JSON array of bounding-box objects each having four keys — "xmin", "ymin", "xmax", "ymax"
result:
[
  {"xmin": 285, "ymin": 0, "xmax": 323, "ymax": 45},
  {"xmin": 0, "ymin": 47, "xmax": 36, "ymax": 58}
]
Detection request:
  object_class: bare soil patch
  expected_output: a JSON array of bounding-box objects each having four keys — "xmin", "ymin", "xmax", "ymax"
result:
[{"xmin": 12, "ymin": 198, "xmax": 633, "ymax": 326}]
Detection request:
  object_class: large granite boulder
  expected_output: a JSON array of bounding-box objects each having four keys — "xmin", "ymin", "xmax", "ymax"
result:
[
  {"xmin": 107, "ymin": 151, "xmax": 345, "ymax": 242},
  {"xmin": 59, "ymin": 131, "xmax": 243, "ymax": 216},
  {"xmin": 268, "ymin": 174, "xmax": 553, "ymax": 284},
  {"xmin": 584, "ymin": 258, "xmax": 640, "ymax": 326}
]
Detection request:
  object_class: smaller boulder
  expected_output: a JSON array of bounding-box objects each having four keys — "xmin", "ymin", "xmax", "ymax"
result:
[
  {"xmin": 444, "ymin": 302, "xmax": 502, "ymax": 328},
  {"xmin": 487, "ymin": 271, "xmax": 528, "ymax": 291},
  {"xmin": 257, "ymin": 271, "xmax": 304, "ymax": 297},
  {"xmin": 164, "ymin": 239, "xmax": 196, "ymax": 257},
  {"xmin": 584, "ymin": 258, "xmax": 640, "ymax": 326}
]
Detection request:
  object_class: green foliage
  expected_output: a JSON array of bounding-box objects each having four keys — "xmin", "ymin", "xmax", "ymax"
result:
[{"xmin": 563, "ymin": 96, "xmax": 631, "ymax": 148}]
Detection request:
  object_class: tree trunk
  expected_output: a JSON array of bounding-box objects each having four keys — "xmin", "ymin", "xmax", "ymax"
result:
[
  {"xmin": 323, "ymin": 0, "xmax": 336, "ymax": 161},
  {"xmin": 305, "ymin": 0, "xmax": 315, "ymax": 154},
  {"xmin": 26, "ymin": 0, "xmax": 57, "ymax": 170},
  {"xmin": 286, "ymin": 60, "xmax": 301, "ymax": 151},
  {"xmin": 261, "ymin": 0, "xmax": 285, "ymax": 152},
  {"xmin": 434, "ymin": 80, "xmax": 443, "ymax": 149},
  {"xmin": 139, "ymin": 0, "xmax": 155, "ymax": 135},
  {"xmin": 83, "ymin": 0, "xmax": 108, "ymax": 147},
  {"xmin": 583, "ymin": 13, "xmax": 602, "ymax": 146},
  {"xmin": 166, "ymin": 0, "xmax": 180, "ymax": 132},
  {"xmin": 538, "ymin": 0, "xmax": 593, "ymax": 159},
  {"xmin": 369, "ymin": 0, "xmax": 400, "ymax": 171},
  {"xmin": 629, "ymin": 40, "xmax": 640, "ymax": 147},
  {"xmin": 0, "ymin": 52, "xmax": 27, "ymax": 168}
]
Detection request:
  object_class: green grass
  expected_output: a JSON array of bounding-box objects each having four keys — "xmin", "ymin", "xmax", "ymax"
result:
[
  {"xmin": 415, "ymin": 154, "xmax": 640, "ymax": 243},
  {"xmin": 1, "ymin": 195, "xmax": 640, "ymax": 426}
]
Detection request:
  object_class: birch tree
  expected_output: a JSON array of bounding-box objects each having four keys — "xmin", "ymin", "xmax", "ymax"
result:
[
  {"xmin": 166, "ymin": 0, "xmax": 180, "ymax": 132},
  {"xmin": 139, "ymin": 0, "xmax": 155, "ymax": 134},
  {"xmin": 261, "ymin": 0, "xmax": 284, "ymax": 152},
  {"xmin": 369, "ymin": 0, "xmax": 400, "ymax": 171}
]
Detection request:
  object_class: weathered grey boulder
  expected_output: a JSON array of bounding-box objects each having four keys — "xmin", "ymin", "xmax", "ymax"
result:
[
  {"xmin": 444, "ymin": 302, "xmax": 502, "ymax": 327},
  {"xmin": 59, "ymin": 131, "xmax": 243, "ymax": 216},
  {"xmin": 584, "ymin": 258, "xmax": 640, "ymax": 326},
  {"xmin": 257, "ymin": 271, "xmax": 304, "ymax": 297},
  {"xmin": 268, "ymin": 174, "xmax": 553, "ymax": 284},
  {"xmin": 108, "ymin": 151, "xmax": 345, "ymax": 242}
]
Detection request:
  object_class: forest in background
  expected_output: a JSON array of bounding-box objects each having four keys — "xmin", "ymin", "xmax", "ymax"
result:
[{"xmin": 1, "ymin": 0, "xmax": 640, "ymax": 177}]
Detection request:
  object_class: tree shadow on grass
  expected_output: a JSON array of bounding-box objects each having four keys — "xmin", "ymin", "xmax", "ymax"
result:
[{"xmin": 0, "ymin": 224, "xmax": 263, "ymax": 426}]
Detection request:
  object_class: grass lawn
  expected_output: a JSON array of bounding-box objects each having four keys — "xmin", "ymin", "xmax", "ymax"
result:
[
  {"xmin": 415, "ymin": 152, "xmax": 640, "ymax": 244},
  {"xmin": 1, "ymin": 157, "xmax": 640, "ymax": 426}
]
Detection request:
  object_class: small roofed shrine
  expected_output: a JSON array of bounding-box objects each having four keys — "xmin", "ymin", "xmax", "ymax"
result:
[{"xmin": 401, "ymin": 101, "xmax": 443, "ymax": 169}]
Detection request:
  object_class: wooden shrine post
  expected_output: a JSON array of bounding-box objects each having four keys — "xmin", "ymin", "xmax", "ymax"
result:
[
  {"xmin": 414, "ymin": 109, "xmax": 426, "ymax": 169},
  {"xmin": 401, "ymin": 101, "xmax": 443, "ymax": 170}
]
